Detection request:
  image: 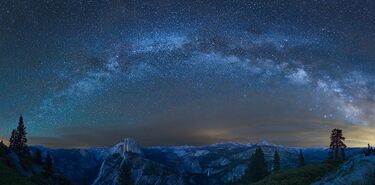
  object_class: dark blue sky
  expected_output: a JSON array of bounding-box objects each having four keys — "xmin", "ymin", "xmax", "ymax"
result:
[{"xmin": 0, "ymin": 0, "xmax": 375, "ymax": 147}]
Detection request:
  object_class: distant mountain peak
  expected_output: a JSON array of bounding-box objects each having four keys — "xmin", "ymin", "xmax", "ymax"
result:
[
  {"xmin": 208, "ymin": 141, "xmax": 251, "ymax": 148},
  {"xmin": 255, "ymin": 140, "xmax": 284, "ymax": 148}
]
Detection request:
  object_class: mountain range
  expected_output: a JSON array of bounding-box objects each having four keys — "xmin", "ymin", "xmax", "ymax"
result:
[{"xmin": 31, "ymin": 138, "xmax": 366, "ymax": 185}]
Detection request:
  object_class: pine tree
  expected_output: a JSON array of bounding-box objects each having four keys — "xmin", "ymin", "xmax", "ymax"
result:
[
  {"xmin": 9, "ymin": 129, "xmax": 17, "ymax": 151},
  {"xmin": 247, "ymin": 147, "xmax": 269, "ymax": 182},
  {"xmin": 370, "ymin": 144, "xmax": 374, "ymax": 155},
  {"xmin": 365, "ymin": 144, "xmax": 374, "ymax": 156},
  {"xmin": 0, "ymin": 138, "xmax": 7, "ymax": 155},
  {"xmin": 272, "ymin": 150, "xmax": 281, "ymax": 172},
  {"xmin": 119, "ymin": 163, "xmax": 133, "ymax": 185},
  {"xmin": 329, "ymin": 128, "xmax": 347, "ymax": 160},
  {"xmin": 15, "ymin": 115, "xmax": 28, "ymax": 155},
  {"xmin": 328, "ymin": 150, "xmax": 334, "ymax": 160},
  {"xmin": 34, "ymin": 149, "xmax": 43, "ymax": 164},
  {"xmin": 58, "ymin": 176, "xmax": 73, "ymax": 185},
  {"xmin": 341, "ymin": 148, "xmax": 346, "ymax": 160},
  {"xmin": 298, "ymin": 150, "xmax": 305, "ymax": 167},
  {"xmin": 43, "ymin": 152, "xmax": 54, "ymax": 178},
  {"xmin": 82, "ymin": 177, "xmax": 90, "ymax": 185}
]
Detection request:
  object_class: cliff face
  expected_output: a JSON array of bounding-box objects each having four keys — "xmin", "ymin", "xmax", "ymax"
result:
[
  {"xmin": 92, "ymin": 139, "xmax": 186, "ymax": 185},
  {"xmin": 28, "ymin": 146, "xmax": 108, "ymax": 185},
  {"xmin": 41, "ymin": 139, "xmax": 367, "ymax": 185},
  {"xmin": 312, "ymin": 155, "xmax": 375, "ymax": 185},
  {"xmin": 92, "ymin": 153, "xmax": 186, "ymax": 185},
  {"xmin": 110, "ymin": 138, "xmax": 144, "ymax": 156},
  {"xmin": 91, "ymin": 140, "xmax": 333, "ymax": 185}
]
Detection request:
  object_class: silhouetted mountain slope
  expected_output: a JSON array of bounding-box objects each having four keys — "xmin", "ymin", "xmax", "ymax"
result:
[
  {"xmin": 33, "ymin": 139, "xmax": 366, "ymax": 185},
  {"xmin": 312, "ymin": 155, "xmax": 375, "ymax": 185}
]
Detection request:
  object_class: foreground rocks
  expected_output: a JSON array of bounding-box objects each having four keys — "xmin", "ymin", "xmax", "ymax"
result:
[{"xmin": 312, "ymin": 155, "xmax": 375, "ymax": 185}]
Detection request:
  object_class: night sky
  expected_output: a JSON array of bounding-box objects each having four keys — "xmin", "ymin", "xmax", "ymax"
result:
[{"xmin": 1, "ymin": 0, "xmax": 375, "ymax": 148}]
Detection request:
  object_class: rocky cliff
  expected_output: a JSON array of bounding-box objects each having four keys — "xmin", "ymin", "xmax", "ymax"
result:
[
  {"xmin": 37, "ymin": 139, "xmax": 366, "ymax": 185},
  {"xmin": 91, "ymin": 140, "xmax": 332, "ymax": 185},
  {"xmin": 312, "ymin": 155, "xmax": 375, "ymax": 185},
  {"xmin": 110, "ymin": 138, "xmax": 144, "ymax": 156},
  {"xmin": 92, "ymin": 153, "xmax": 186, "ymax": 185}
]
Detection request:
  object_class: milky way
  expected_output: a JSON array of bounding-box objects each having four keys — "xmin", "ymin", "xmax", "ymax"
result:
[{"xmin": 1, "ymin": 0, "xmax": 375, "ymax": 147}]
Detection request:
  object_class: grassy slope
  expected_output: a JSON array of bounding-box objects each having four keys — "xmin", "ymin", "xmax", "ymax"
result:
[
  {"xmin": 0, "ymin": 155, "xmax": 36, "ymax": 185},
  {"xmin": 0, "ymin": 144, "xmax": 72, "ymax": 185},
  {"xmin": 250, "ymin": 162, "xmax": 339, "ymax": 185},
  {"xmin": 0, "ymin": 145, "xmax": 52, "ymax": 185}
]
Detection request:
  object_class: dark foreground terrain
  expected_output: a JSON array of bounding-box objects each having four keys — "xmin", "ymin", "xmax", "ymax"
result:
[{"xmin": 1, "ymin": 138, "xmax": 373, "ymax": 185}]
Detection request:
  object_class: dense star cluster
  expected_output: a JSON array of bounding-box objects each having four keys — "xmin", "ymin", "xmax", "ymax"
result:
[{"xmin": 0, "ymin": 0, "xmax": 375, "ymax": 147}]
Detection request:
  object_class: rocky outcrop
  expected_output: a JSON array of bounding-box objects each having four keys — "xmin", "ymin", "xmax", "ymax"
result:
[
  {"xmin": 93, "ymin": 138, "xmax": 186, "ymax": 185},
  {"xmin": 91, "ymin": 140, "xmax": 335, "ymax": 185},
  {"xmin": 311, "ymin": 155, "xmax": 375, "ymax": 185},
  {"xmin": 110, "ymin": 138, "xmax": 143, "ymax": 156},
  {"xmin": 36, "ymin": 147, "xmax": 106, "ymax": 185},
  {"xmin": 43, "ymin": 139, "xmax": 367, "ymax": 185},
  {"xmin": 92, "ymin": 153, "xmax": 186, "ymax": 185}
]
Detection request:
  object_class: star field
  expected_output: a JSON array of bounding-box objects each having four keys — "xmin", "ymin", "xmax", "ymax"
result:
[{"xmin": 0, "ymin": 0, "xmax": 375, "ymax": 147}]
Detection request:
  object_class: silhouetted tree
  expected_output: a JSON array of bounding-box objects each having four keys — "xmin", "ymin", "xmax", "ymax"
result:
[
  {"xmin": 365, "ymin": 144, "xmax": 375, "ymax": 156},
  {"xmin": 81, "ymin": 177, "xmax": 90, "ymax": 185},
  {"xmin": 15, "ymin": 115, "xmax": 28, "ymax": 155},
  {"xmin": 272, "ymin": 150, "xmax": 280, "ymax": 172},
  {"xmin": 365, "ymin": 143, "xmax": 372, "ymax": 155},
  {"xmin": 34, "ymin": 149, "xmax": 43, "ymax": 164},
  {"xmin": 58, "ymin": 175, "xmax": 73, "ymax": 185},
  {"xmin": 298, "ymin": 150, "xmax": 305, "ymax": 167},
  {"xmin": 9, "ymin": 116, "xmax": 29, "ymax": 155},
  {"xmin": 341, "ymin": 148, "xmax": 346, "ymax": 160},
  {"xmin": 247, "ymin": 147, "xmax": 269, "ymax": 182},
  {"xmin": 119, "ymin": 163, "xmax": 133, "ymax": 185},
  {"xmin": 329, "ymin": 128, "xmax": 347, "ymax": 160},
  {"xmin": 9, "ymin": 129, "xmax": 17, "ymax": 151},
  {"xmin": 43, "ymin": 152, "xmax": 54, "ymax": 178},
  {"xmin": 328, "ymin": 150, "xmax": 334, "ymax": 160},
  {"xmin": 0, "ymin": 139, "xmax": 7, "ymax": 154}
]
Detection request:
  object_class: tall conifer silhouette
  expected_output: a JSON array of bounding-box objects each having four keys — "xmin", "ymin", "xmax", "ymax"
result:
[
  {"xmin": 329, "ymin": 128, "xmax": 346, "ymax": 160},
  {"xmin": 273, "ymin": 150, "xmax": 281, "ymax": 172},
  {"xmin": 9, "ymin": 115, "xmax": 29, "ymax": 155}
]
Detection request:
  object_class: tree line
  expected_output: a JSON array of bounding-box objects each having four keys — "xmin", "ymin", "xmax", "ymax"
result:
[
  {"xmin": 240, "ymin": 147, "xmax": 306, "ymax": 183},
  {"xmin": 3, "ymin": 115, "xmax": 72, "ymax": 185},
  {"xmin": 239, "ymin": 128, "xmax": 347, "ymax": 184},
  {"xmin": 0, "ymin": 115, "xmax": 355, "ymax": 185}
]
